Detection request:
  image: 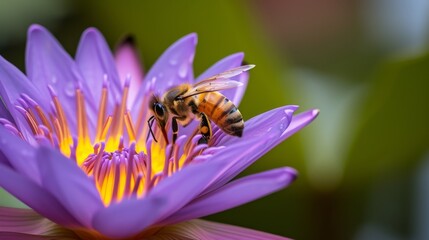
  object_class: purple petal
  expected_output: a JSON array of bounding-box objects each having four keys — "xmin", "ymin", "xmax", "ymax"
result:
[
  {"xmin": 26, "ymin": 24, "xmax": 96, "ymax": 134},
  {"xmin": 0, "ymin": 101, "xmax": 13, "ymax": 123},
  {"xmin": 203, "ymin": 106, "xmax": 315, "ymax": 194},
  {"xmin": 114, "ymin": 36, "xmax": 144, "ymax": 106},
  {"xmin": 0, "ymin": 152, "xmax": 12, "ymax": 168},
  {"xmin": 0, "ymin": 55, "xmax": 49, "ymax": 140},
  {"xmin": 217, "ymin": 105, "xmax": 299, "ymax": 146},
  {"xmin": 0, "ymin": 166, "xmax": 80, "ymax": 227},
  {"xmin": 76, "ymin": 27, "xmax": 122, "ymax": 114},
  {"xmin": 0, "ymin": 125, "xmax": 40, "ymax": 183},
  {"xmin": 0, "ymin": 207, "xmax": 79, "ymax": 238},
  {"xmin": 37, "ymin": 146, "xmax": 103, "ymax": 228},
  {"xmin": 132, "ymin": 33, "xmax": 197, "ymax": 116},
  {"xmin": 150, "ymin": 219, "xmax": 291, "ymax": 240},
  {"xmin": 92, "ymin": 159, "xmax": 225, "ymax": 239},
  {"xmin": 281, "ymin": 108, "xmax": 320, "ymax": 139},
  {"xmin": 164, "ymin": 167, "xmax": 297, "ymax": 224},
  {"xmin": 196, "ymin": 52, "xmax": 247, "ymax": 106}
]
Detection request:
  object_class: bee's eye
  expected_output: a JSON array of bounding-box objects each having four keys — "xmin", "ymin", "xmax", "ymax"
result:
[{"xmin": 154, "ymin": 103, "xmax": 165, "ymax": 118}]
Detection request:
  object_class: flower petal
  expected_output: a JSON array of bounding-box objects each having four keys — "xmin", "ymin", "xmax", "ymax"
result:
[
  {"xmin": 132, "ymin": 33, "xmax": 197, "ymax": 115},
  {"xmin": 0, "ymin": 101, "xmax": 13, "ymax": 123},
  {"xmin": 92, "ymin": 159, "xmax": 224, "ymax": 239},
  {"xmin": 114, "ymin": 36, "xmax": 144, "ymax": 106},
  {"xmin": 0, "ymin": 125, "xmax": 40, "ymax": 183},
  {"xmin": 37, "ymin": 146, "xmax": 103, "ymax": 228},
  {"xmin": 0, "ymin": 207, "xmax": 79, "ymax": 239},
  {"xmin": 0, "ymin": 166, "xmax": 79, "ymax": 227},
  {"xmin": 204, "ymin": 106, "xmax": 311, "ymax": 194},
  {"xmin": 281, "ymin": 108, "xmax": 320, "ymax": 139},
  {"xmin": 26, "ymin": 24, "xmax": 96, "ymax": 134},
  {"xmin": 149, "ymin": 219, "xmax": 291, "ymax": 240},
  {"xmin": 0, "ymin": 152, "xmax": 11, "ymax": 168},
  {"xmin": 196, "ymin": 52, "xmax": 247, "ymax": 106},
  {"xmin": 0, "ymin": 56, "xmax": 48, "ymax": 140},
  {"xmin": 164, "ymin": 167, "xmax": 297, "ymax": 224},
  {"xmin": 76, "ymin": 27, "xmax": 122, "ymax": 115}
]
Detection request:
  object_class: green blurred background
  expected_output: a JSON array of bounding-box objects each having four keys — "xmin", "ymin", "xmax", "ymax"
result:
[{"xmin": 1, "ymin": 0, "xmax": 429, "ymax": 239}]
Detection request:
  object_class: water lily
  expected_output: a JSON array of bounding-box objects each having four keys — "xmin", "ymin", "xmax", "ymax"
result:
[{"xmin": 0, "ymin": 25, "xmax": 318, "ymax": 239}]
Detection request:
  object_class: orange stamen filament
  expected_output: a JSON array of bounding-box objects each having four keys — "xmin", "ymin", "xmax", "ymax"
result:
[
  {"xmin": 124, "ymin": 112, "xmax": 136, "ymax": 142},
  {"xmin": 76, "ymin": 89, "xmax": 92, "ymax": 165},
  {"xmin": 96, "ymin": 86, "xmax": 108, "ymax": 141}
]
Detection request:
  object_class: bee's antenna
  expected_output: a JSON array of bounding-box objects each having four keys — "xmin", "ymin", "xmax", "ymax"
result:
[{"xmin": 147, "ymin": 115, "xmax": 158, "ymax": 142}]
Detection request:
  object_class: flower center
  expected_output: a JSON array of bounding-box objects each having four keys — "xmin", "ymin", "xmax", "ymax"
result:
[{"xmin": 1, "ymin": 77, "xmax": 209, "ymax": 206}]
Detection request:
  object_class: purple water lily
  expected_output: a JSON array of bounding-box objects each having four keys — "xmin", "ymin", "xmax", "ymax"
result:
[{"xmin": 0, "ymin": 25, "xmax": 318, "ymax": 239}]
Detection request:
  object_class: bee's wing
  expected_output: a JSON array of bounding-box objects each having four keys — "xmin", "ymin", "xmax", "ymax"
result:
[
  {"xmin": 198, "ymin": 64, "xmax": 255, "ymax": 83},
  {"xmin": 180, "ymin": 64, "xmax": 254, "ymax": 99},
  {"xmin": 180, "ymin": 79, "xmax": 242, "ymax": 99}
]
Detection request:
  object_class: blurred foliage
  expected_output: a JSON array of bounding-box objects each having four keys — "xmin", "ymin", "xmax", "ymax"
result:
[{"xmin": 345, "ymin": 52, "xmax": 429, "ymax": 184}]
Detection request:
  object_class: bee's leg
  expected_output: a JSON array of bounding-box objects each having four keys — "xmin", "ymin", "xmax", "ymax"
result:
[
  {"xmin": 147, "ymin": 116, "xmax": 158, "ymax": 142},
  {"xmin": 172, "ymin": 117, "xmax": 179, "ymax": 144},
  {"xmin": 198, "ymin": 113, "xmax": 212, "ymax": 144}
]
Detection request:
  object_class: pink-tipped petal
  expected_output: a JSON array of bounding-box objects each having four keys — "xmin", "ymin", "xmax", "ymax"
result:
[
  {"xmin": 92, "ymin": 159, "xmax": 224, "ymax": 239},
  {"xmin": 132, "ymin": 33, "xmax": 197, "ymax": 116},
  {"xmin": 37, "ymin": 147, "xmax": 103, "ymax": 228},
  {"xmin": 149, "ymin": 219, "xmax": 291, "ymax": 240},
  {"xmin": 76, "ymin": 27, "xmax": 122, "ymax": 115},
  {"xmin": 196, "ymin": 52, "xmax": 247, "ymax": 106},
  {"xmin": 164, "ymin": 167, "xmax": 297, "ymax": 224},
  {"xmin": 0, "ymin": 207, "xmax": 79, "ymax": 239},
  {"xmin": 114, "ymin": 36, "xmax": 144, "ymax": 106},
  {"xmin": 26, "ymin": 24, "xmax": 97, "ymax": 133},
  {"xmin": 0, "ymin": 166, "xmax": 80, "ymax": 227}
]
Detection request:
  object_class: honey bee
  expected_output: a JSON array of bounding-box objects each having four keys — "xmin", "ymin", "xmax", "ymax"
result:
[{"xmin": 148, "ymin": 64, "xmax": 255, "ymax": 144}]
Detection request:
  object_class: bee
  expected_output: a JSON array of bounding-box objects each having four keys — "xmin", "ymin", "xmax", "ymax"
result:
[{"xmin": 148, "ymin": 64, "xmax": 255, "ymax": 145}]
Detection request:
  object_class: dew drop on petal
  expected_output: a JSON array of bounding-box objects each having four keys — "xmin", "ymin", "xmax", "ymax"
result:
[
  {"xmin": 64, "ymin": 82, "xmax": 75, "ymax": 97},
  {"xmin": 178, "ymin": 62, "xmax": 188, "ymax": 78},
  {"xmin": 51, "ymin": 76, "xmax": 57, "ymax": 84},
  {"xmin": 279, "ymin": 117, "xmax": 286, "ymax": 131},
  {"xmin": 169, "ymin": 58, "xmax": 178, "ymax": 66},
  {"xmin": 188, "ymin": 52, "xmax": 195, "ymax": 64}
]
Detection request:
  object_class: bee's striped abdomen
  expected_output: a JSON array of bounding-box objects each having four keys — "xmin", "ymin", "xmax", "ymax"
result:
[{"xmin": 197, "ymin": 92, "xmax": 244, "ymax": 137}]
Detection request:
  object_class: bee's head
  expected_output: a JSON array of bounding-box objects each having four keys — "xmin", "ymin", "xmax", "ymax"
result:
[{"xmin": 148, "ymin": 96, "xmax": 169, "ymax": 143}]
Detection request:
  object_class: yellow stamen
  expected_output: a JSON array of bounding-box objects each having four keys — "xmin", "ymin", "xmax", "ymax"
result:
[
  {"xmin": 106, "ymin": 82, "xmax": 129, "ymax": 151},
  {"xmin": 76, "ymin": 89, "xmax": 92, "ymax": 165},
  {"xmin": 96, "ymin": 86, "xmax": 108, "ymax": 141},
  {"xmin": 52, "ymin": 95, "xmax": 72, "ymax": 155},
  {"xmin": 124, "ymin": 112, "xmax": 136, "ymax": 142},
  {"xmin": 98, "ymin": 116, "xmax": 112, "ymax": 142}
]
